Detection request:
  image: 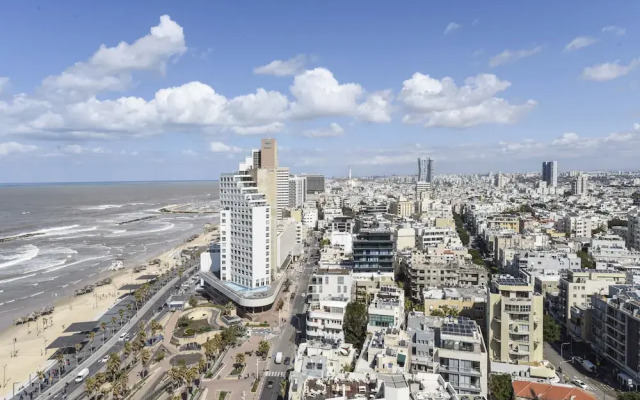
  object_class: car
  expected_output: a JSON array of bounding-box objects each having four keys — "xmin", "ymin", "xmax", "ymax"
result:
[
  {"xmin": 301, "ymin": 292, "xmax": 306, "ymax": 298},
  {"xmin": 267, "ymin": 380, "xmax": 274, "ymax": 389},
  {"xmin": 572, "ymin": 356, "xmax": 584, "ymax": 364},
  {"xmin": 571, "ymin": 379, "xmax": 588, "ymax": 390},
  {"xmin": 100, "ymin": 355, "xmax": 109, "ymax": 363},
  {"xmin": 118, "ymin": 333, "xmax": 127, "ymax": 342},
  {"xmin": 124, "ymin": 334, "xmax": 131, "ymax": 342},
  {"xmin": 284, "ymin": 357, "xmax": 291, "ymax": 365}
]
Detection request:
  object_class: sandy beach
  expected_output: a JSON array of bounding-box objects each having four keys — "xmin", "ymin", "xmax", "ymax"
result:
[{"xmin": 0, "ymin": 227, "xmax": 218, "ymax": 399}]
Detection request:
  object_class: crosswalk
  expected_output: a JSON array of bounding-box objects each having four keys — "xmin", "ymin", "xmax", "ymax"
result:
[{"xmin": 264, "ymin": 370, "xmax": 287, "ymax": 377}]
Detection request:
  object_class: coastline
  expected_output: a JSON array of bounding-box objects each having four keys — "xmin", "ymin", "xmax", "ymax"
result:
[{"xmin": 0, "ymin": 225, "xmax": 218, "ymax": 399}]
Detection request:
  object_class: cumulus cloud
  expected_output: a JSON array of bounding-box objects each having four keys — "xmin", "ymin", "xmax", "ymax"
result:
[
  {"xmin": 551, "ymin": 132, "xmax": 580, "ymax": 146},
  {"xmin": 489, "ymin": 46, "xmax": 542, "ymax": 67},
  {"xmin": 582, "ymin": 59, "xmax": 639, "ymax": 81},
  {"xmin": 564, "ymin": 36, "xmax": 597, "ymax": 52},
  {"xmin": 0, "ymin": 141, "xmax": 38, "ymax": 156},
  {"xmin": 602, "ymin": 26, "xmax": 626, "ymax": 36},
  {"xmin": 398, "ymin": 72, "xmax": 536, "ymax": 128},
  {"xmin": 41, "ymin": 15, "xmax": 186, "ymax": 99},
  {"xmin": 444, "ymin": 22, "xmax": 461, "ymax": 35},
  {"xmin": 254, "ymin": 54, "xmax": 307, "ymax": 76},
  {"xmin": 303, "ymin": 122, "xmax": 345, "ymax": 138},
  {"xmin": 209, "ymin": 141, "xmax": 242, "ymax": 153}
]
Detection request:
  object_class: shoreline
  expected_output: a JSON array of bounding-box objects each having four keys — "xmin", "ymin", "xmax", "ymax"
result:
[{"xmin": 0, "ymin": 225, "xmax": 219, "ymax": 399}]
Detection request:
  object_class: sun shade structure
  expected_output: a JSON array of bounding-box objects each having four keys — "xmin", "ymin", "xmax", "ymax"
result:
[
  {"xmin": 136, "ymin": 274, "xmax": 158, "ymax": 281},
  {"xmin": 119, "ymin": 283, "xmax": 144, "ymax": 291},
  {"xmin": 46, "ymin": 333, "xmax": 87, "ymax": 349},
  {"xmin": 64, "ymin": 321, "xmax": 99, "ymax": 333}
]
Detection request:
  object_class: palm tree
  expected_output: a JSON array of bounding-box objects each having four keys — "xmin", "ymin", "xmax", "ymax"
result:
[
  {"xmin": 222, "ymin": 301, "xmax": 235, "ymax": 316},
  {"xmin": 75, "ymin": 343, "xmax": 82, "ymax": 363},
  {"xmin": 280, "ymin": 379, "xmax": 288, "ymax": 398},
  {"xmin": 88, "ymin": 331, "xmax": 96, "ymax": 354},
  {"xmin": 100, "ymin": 321, "xmax": 107, "ymax": 342},
  {"xmin": 123, "ymin": 342, "xmax": 132, "ymax": 358},
  {"xmin": 203, "ymin": 340, "xmax": 216, "ymax": 363},
  {"xmin": 185, "ymin": 367, "xmax": 198, "ymax": 392},
  {"xmin": 134, "ymin": 290, "xmax": 143, "ymax": 311},
  {"xmin": 198, "ymin": 358, "xmax": 207, "ymax": 374},
  {"xmin": 118, "ymin": 308, "xmax": 125, "ymax": 327},
  {"xmin": 140, "ymin": 348, "xmax": 151, "ymax": 377},
  {"xmin": 84, "ymin": 377, "xmax": 98, "ymax": 400},
  {"xmin": 111, "ymin": 316, "xmax": 117, "ymax": 335},
  {"xmin": 168, "ymin": 366, "xmax": 184, "ymax": 390},
  {"xmin": 106, "ymin": 353, "xmax": 121, "ymax": 382},
  {"xmin": 234, "ymin": 352, "xmax": 246, "ymax": 368},
  {"xmin": 36, "ymin": 370, "xmax": 45, "ymax": 392},
  {"xmin": 126, "ymin": 303, "xmax": 133, "ymax": 319},
  {"xmin": 55, "ymin": 352, "xmax": 65, "ymax": 380},
  {"xmin": 150, "ymin": 320, "xmax": 163, "ymax": 337}
]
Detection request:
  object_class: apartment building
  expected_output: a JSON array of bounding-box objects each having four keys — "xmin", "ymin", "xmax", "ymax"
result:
[
  {"xmin": 389, "ymin": 200, "xmax": 415, "ymax": 217},
  {"xmin": 564, "ymin": 213, "xmax": 593, "ymax": 238},
  {"xmin": 628, "ymin": 211, "xmax": 640, "ymax": 250},
  {"xmin": 276, "ymin": 167, "xmax": 290, "ymax": 219},
  {"xmin": 306, "ymin": 268, "xmax": 353, "ymax": 342},
  {"xmin": 302, "ymin": 206, "xmax": 318, "ymax": 229},
  {"xmin": 367, "ymin": 285, "xmax": 405, "ymax": 333},
  {"xmin": 486, "ymin": 215, "xmax": 520, "ymax": 233},
  {"xmin": 558, "ymin": 269, "xmax": 627, "ymax": 336},
  {"xmin": 572, "ymin": 174, "xmax": 589, "ymax": 196},
  {"xmin": 591, "ymin": 285, "xmax": 640, "ymax": 386},
  {"xmin": 289, "ymin": 175, "xmax": 307, "ymax": 208},
  {"xmin": 352, "ymin": 229, "xmax": 394, "ymax": 274},
  {"xmin": 407, "ymin": 313, "xmax": 488, "ymax": 396},
  {"xmin": 423, "ymin": 287, "xmax": 487, "ymax": 328},
  {"xmin": 419, "ymin": 227, "xmax": 461, "ymax": 250},
  {"xmin": 487, "ymin": 276, "xmax": 544, "ymax": 364}
]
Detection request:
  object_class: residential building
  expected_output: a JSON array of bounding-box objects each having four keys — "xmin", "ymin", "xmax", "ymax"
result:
[
  {"xmin": 407, "ymin": 313, "xmax": 488, "ymax": 396},
  {"xmin": 564, "ymin": 213, "xmax": 593, "ymax": 238},
  {"xmin": 419, "ymin": 227, "xmax": 461, "ymax": 249},
  {"xmin": 289, "ymin": 175, "xmax": 307, "ymax": 208},
  {"xmin": 352, "ymin": 229, "xmax": 394, "ymax": 274},
  {"xmin": 389, "ymin": 199, "xmax": 414, "ymax": 217},
  {"xmin": 591, "ymin": 285, "xmax": 640, "ymax": 386},
  {"xmin": 395, "ymin": 227, "xmax": 416, "ymax": 251},
  {"xmin": 357, "ymin": 329, "xmax": 410, "ymax": 374},
  {"xmin": 512, "ymin": 381, "xmax": 597, "ymax": 400},
  {"xmin": 629, "ymin": 211, "xmax": 640, "ymax": 250},
  {"xmin": 306, "ymin": 268, "xmax": 352, "ymax": 342},
  {"xmin": 494, "ymin": 173, "xmax": 505, "ymax": 188},
  {"xmin": 327, "ymin": 216, "xmax": 355, "ymax": 233},
  {"xmin": 487, "ymin": 275, "xmax": 544, "ymax": 364},
  {"xmin": 303, "ymin": 206, "xmax": 318, "ymax": 229},
  {"xmin": 486, "ymin": 215, "xmax": 520, "ymax": 233},
  {"xmin": 276, "ymin": 167, "xmax": 290, "ymax": 219},
  {"xmin": 542, "ymin": 161, "xmax": 558, "ymax": 188},
  {"xmin": 416, "ymin": 181, "xmax": 431, "ymax": 200},
  {"xmin": 418, "ymin": 157, "xmax": 434, "ymax": 183},
  {"xmin": 367, "ymin": 285, "xmax": 405, "ymax": 333},
  {"xmin": 571, "ymin": 174, "xmax": 589, "ymax": 196},
  {"xmin": 423, "ymin": 287, "xmax": 487, "ymax": 328}
]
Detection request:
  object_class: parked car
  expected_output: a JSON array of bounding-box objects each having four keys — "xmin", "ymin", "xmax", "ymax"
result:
[
  {"xmin": 284, "ymin": 357, "xmax": 291, "ymax": 365},
  {"xmin": 100, "ymin": 355, "xmax": 109, "ymax": 363},
  {"xmin": 267, "ymin": 380, "xmax": 274, "ymax": 388}
]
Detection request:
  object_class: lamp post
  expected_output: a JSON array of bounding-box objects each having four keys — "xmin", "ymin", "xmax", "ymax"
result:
[
  {"xmin": 556, "ymin": 359, "xmax": 572, "ymax": 383},
  {"xmin": 3, "ymin": 363, "xmax": 7, "ymax": 387}
]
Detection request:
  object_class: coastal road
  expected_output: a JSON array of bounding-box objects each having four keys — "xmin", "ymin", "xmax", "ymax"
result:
[
  {"xmin": 34, "ymin": 265, "xmax": 199, "ymax": 400},
  {"xmin": 543, "ymin": 342, "xmax": 617, "ymax": 400},
  {"xmin": 259, "ymin": 231, "xmax": 320, "ymax": 400}
]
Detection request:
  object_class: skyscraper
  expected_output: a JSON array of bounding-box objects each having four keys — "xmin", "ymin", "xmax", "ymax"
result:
[
  {"xmin": 541, "ymin": 161, "xmax": 558, "ymax": 188},
  {"xmin": 276, "ymin": 167, "xmax": 290, "ymax": 219},
  {"xmin": 418, "ymin": 157, "xmax": 434, "ymax": 183},
  {"xmin": 289, "ymin": 175, "xmax": 307, "ymax": 208},
  {"xmin": 571, "ymin": 174, "xmax": 588, "ymax": 196}
]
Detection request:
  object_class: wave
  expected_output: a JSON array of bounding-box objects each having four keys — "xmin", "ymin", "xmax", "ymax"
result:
[
  {"xmin": 0, "ymin": 244, "xmax": 40, "ymax": 269},
  {"xmin": 83, "ymin": 204, "xmax": 124, "ymax": 211}
]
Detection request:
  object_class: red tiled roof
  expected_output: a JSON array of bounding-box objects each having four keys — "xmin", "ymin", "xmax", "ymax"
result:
[{"xmin": 512, "ymin": 381, "xmax": 597, "ymax": 400}]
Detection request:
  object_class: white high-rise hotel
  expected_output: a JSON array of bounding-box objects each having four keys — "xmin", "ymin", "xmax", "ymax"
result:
[{"xmin": 219, "ymin": 143, "xmax": 277, "ymax": 289}]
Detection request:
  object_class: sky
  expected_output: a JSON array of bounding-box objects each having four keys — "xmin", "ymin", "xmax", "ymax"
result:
[{"xmin": 0, "ymin": 1, "xmax": 639, "ymax": 183}]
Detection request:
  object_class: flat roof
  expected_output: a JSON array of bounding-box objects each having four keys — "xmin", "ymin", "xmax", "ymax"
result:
[
  {"xmin": 64, "ymin": 321, "xmax": 99, "ymax": 333},
  {"xmin": 47, "ymin": 333, "xmax": 87, "ymax": 349},
  {"xmin": 119, "ymin": 283, "xmax": 144, "ymax": 291},
  {"xmin": 136, "ymin": 274, "xmax": 158, "ymax": 281}
]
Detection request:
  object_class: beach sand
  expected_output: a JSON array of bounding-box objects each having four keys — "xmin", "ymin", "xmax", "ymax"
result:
[{"xmin": 0, "ymin": 227, "xmax": 218, "ymax": 399}]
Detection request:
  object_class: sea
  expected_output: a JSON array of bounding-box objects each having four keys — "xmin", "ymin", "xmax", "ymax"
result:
[{"xmin": 0, "ymin": 181, "xmax": 219, "ymax": 332}]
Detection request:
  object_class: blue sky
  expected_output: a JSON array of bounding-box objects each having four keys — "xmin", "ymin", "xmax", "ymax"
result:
[{"xmin": 0, "ymin": 1, "xmax": 639, "ymax": 182}]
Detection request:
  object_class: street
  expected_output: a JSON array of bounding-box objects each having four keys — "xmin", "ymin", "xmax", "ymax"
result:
[{"xmin": 543, "ymin": 342, "xmax": 617, "ymax": 400}]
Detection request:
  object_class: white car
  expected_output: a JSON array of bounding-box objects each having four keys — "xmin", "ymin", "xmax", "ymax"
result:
[
  {"xmin": 571, "ymin": 379, "xmax": 588, "ymax": 390},
  {"xmin": 100, "ymin": 355, "xmax": 109, "ymax": 363}
]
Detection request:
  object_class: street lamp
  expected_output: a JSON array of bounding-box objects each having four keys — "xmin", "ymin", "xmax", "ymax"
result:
[{"xmin": 560, "ymin": 342, "xmax": 571, "ymax": 359}]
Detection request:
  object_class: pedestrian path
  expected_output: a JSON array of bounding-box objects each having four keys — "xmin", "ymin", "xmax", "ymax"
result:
[{"xmin": 264, "ymin": 370, "xmax": 286, "ymax": 377}]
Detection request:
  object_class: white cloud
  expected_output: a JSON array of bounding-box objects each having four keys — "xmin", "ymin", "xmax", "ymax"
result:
[
  {"xmin": 602, "ymin": 26, "xmax": 626, "ymax": 36},
  {"xmin": 41, "ymin": 15, "xmax": 186, "ymax": 100},
  {"xmin": 551, "ymin": 132, "xmax": 580, "ymax": 146},
  {"xmin": 444, "ymin": 22, "xmax": 461, "ymax": 35},
  {"xmin": 232, "ymin": 122, "xmax": 285, "ymax": 135},
  {"xmin": 0, "ymin": 141, "xmax": 38, "ymax": 156},
  {"xmin": 289, "ymin": 68, "xmax": 391, "ymax": 122},
  {"xmin": 582, "ymin": 59, "xmax": 639, "ymax": 81},
  {"xmin": 489, "ymin": 46, "xmax": 542, "ymax": 67},
  {"xmin": 398, "ymin": 72, "xmax": 536, "ymax": 128},
  {"xmin": 0, "ymin": 77, "xmax": 8, "ymax": 94},
  {"xmin": 254, "ymin": 54, "xmax": 307, "ymax": 76},
  {"xmin": 564, "ymin": 36, "xmax": 597, "ymax": 52},
  {"xmin": 303, "ymin": 122, "xmax": 345, "ymax": 138},
  {"xmin": 58, "ymin": 144, "xmax": 110, "ymax": 154},
  {"xmin": 209, "ymin": 141, "xmax": 242, "ymax": 153}
]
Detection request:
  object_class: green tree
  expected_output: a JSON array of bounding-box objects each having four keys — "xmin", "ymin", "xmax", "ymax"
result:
[
  {"xmin": 84, "ymin": 376, "xmax": 98, "ymax": 400},
  {"xmin": 430, "ymin": 305, "xmax": 460, "ymax": 317},
  {"xmin": 118, "ymin": 308, "xmax": 125, "ymax": 326},
  {"xmin": 404, "ymin": 298, "xmax": 414, "ymax": 312},
  {"xmin": 234, "ymin": 352, "xmax": 246, "ymax": 368},
  {"xmin": 488, "ymin": 374, "xmax": 513, "ymax": 400},
  {"xmin": 106, "ymin": 353, "xmax": 121, "ymax": 382},
  {"xmin": 343, "ymin": 301, "xmax": 368, "ymax": 349},
  {"xmin": 280, "ymin": 379, "xmax": 288, "ymax": 398},
  {"xmin": 618, "ymin": 393, "xmax": 640, "ymax": 400},
  {"xmin": 140, "ymin": 348, "xmax": 151, "ymax": 377},
  {"xmin": 258, "ymin": 340, "xmax": 270, "ymax": 359},
  {"xmin": 123, "ymin": 341, "xmax": 132, "ymax": 358},
  {"xmin": 576, "ymin": 250, "xmax": 596, "ymax": 269},
  {"xmin": 188, "ymin": 296, "xmax": 198, "ymax": 308},
  {"xmin": 543, "ymin": 315, "xmax": 561, "ymax": 343}
]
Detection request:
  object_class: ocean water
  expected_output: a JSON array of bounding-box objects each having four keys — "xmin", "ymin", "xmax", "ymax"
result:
[{"xmin": 0, "ymin": 181, "xmax": 219, "ymax": 331}]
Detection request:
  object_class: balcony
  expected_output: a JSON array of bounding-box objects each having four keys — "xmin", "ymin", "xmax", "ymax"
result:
[
  {"xmin": 439, "ymin": 365, "xmax": 482, "ymax": 376},
  {"xmin": 509, "ymin": 347, "xmax": 530, "ymax": 355},
  {"xmin": 509, "ymin": 325, "xmax": 530, "ymax": 335}
]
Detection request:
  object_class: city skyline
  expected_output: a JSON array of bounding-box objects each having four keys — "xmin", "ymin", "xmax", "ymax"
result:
[{"xmin": 1, "ymin": 2, "xmax": 640, "ymax": 183}]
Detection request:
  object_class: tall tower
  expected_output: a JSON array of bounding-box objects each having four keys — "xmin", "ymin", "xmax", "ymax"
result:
[
  {"xmin": 348, "ymin": 165, "xmax": 352, "ymax": 180},
  {"xmin": 418, "ymin": 157, "xmax": 434, "ymax": 183},
  {"xmin": 542, "ymin": 161, "xmax": 558, "ymax": 188}
]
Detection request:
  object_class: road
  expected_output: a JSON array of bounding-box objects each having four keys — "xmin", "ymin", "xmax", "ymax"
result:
[
  {"xmin": 543, "ymin": 342, "xmax": 617, "ymax": 400},
  {"xmin": 29, "ymin": 264, "xmax": 200, "ymax": 400},
  {"xmin": 260, "ymin": 231, "xmax": 320, "ymax": 400}
]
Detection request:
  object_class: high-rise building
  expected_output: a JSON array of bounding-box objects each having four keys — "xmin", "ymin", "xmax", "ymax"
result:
[
  {"xmin": 487, "ymin": 275, "xmax": 544, "ymax": 364},
  {"xmin": 219, "ymin": 154, "xmax": 271, "ymax": 289},
  {"xmin": 418, "ymin": 157, "xmax": 434, "ymax": 183},
  {"xmin": 541, "ymin": 161, "xmax": 558, "ymax": 188},
  {"xmin": 628, "ymin": 211, "xmax": 640, "ymax": 250},
  {"xmin": 276, "ymin": 167, "xmax": 290, "ymax": 219},
  {"xmin": 288, "ymin": 175, "xmax": 307, "ymax": 208},
  {"xmin": 352, "ymin": 229, "xmax": 394, "ymax": 274},
  {"xmin": 306, "ymin": 268, "xmax": 353, "ymax": 342},
  {"xmin": 260, "ymin": 138, "xmax": 277, "ymax": 168},
  {"xmin": 494, "ymin": 173, "xmax": 505, "ymax": 188},
  {"xmin": 571, "ymin": 174, "xmax": 588, "ymax": 196},
  {"xmin": 302, "ymin": 174, "xmax": 325, "ymax": 194},
  {"xmin": 416, "ymin": 181, "xmax": 431, "ymax": 199}
]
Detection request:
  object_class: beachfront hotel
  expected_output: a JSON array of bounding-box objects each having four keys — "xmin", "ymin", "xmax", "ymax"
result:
[{"xmin": 200, "ymin": 138, "xmax": 299, "ymax": 312}]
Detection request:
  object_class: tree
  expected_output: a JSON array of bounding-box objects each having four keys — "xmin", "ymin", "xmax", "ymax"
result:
[
  {"xmin": 543, "ymin": 315, "xmax": 561, "ymax": 343},
  {"xmin": 429, "ymin": 305, "xmax": 460, "ymax": 317},
  {"xmin": 55, "ymin": 352, "xmax": 65, "ymax": 381},
  {"xmin": 258, "ymin": 340, "xmax": 270, "ymax": 359},
  {"xmin": 283, "ymin": 278, "xmax": 291, "ymax": 293},
  {"xmin": 168, "ymin": 366, "xmax": 185, "ymax": 389},
  {"xmin": 85, "ymin": 377, "xmax": 98, "ymax": 400},
  {"xmin": 618, "ymin": 394, "xmax": 640, "ymax": 400},
  {"xmin": 101, "ymin": 321, "xmax": 107, "ymax": 342},
  {"xmin": 111, "ymin": 316, "xmax": 118, "ymax": 335},
  {"xmin": 198, "ymin": 358, "xmax": 207, "ymax": 373},
  {"xmin": 36, "ymin": 370, "xmax": 45, "ymax": 391},
  {"xmin": 234, "ymin": 352, "xmax": 246, "ymax": 368},
  {"xmin": 280, "ymin": 379, "xmax": 288, "ymax": 398},
  {"xmin": 75, "ymin": 343, "xmax": 82, "ymax": 363},
  {"xmin": 576, "ymin": 250, "xmax": 596, "ymax": 269},
  {"xmin": 140, "ymin": 348, "xmax": 151, "ymax": 377},
  {"xmin": 222, "ymin": 301, "xmax": 235, "ymax": 316},
  {"xmin": 123, "ymin": 342, "xmax": 132, "ymax": 358},
  {"xmin": 343, "ymin": 302, "xmax": 368, "ymax": 349},
  {"xmin": 106, "ymin": 353, "xmax": 121, "ymax": 382},
  {"xmin": 188, "ymin": 296, "xmax": 198, "ymax": 308},
  {"xmin": 88, "ymin": 331, "xmax": 96, "ymax": 354},
  {"xmin": 608, "ymin": 218, "xmax": 628, "ymax": 228},
  {"xmin": 489, "ymin": 374, "xmax": 513, "ymax": 400},
  {"xmin": 150, "ymin": 320, "xmax": 163, "ymax": 337},
  {"xmin": 118, "ymin": 308, "xmax": 125, "ymax": 326},
  {"xmin": 185, "ymin": 367, "xmax": 198, "ymax": 391}
]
